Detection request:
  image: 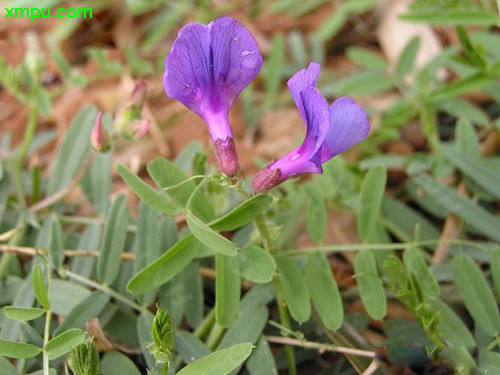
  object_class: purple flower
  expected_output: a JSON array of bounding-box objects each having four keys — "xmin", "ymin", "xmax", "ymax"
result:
[
  {"xmin": 163, "ymin": 17, "xmax": 263, "ymax": 176},
  {"xmin": 253, "ymin": 62, "xmax": 370, "ymax": 193}
]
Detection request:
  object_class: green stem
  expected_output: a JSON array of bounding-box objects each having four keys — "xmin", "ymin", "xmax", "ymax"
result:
[
  {"xmin": 18, "ymin": 106, "xmax": 38, "ymax": 162},
  {"xmin": 193, "ymin": 307, "xmax": 215, "ymax": 340},
  {"xmin": 233, "ymin": 184, "xmax": 297, "ymax": 375},
  {"xmin": 43, "ymin": 265, "xmax": 52, "ymax": 375},
  {"xmin": 254, "ymin": 214, "xmax": 297, "ymax": 375},
  {"xmin": 64, "ymin": 270, "xmax": 145, "ymax": 313}
]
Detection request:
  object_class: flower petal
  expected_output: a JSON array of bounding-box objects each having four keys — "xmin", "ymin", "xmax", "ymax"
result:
[
  {"xmin": 208, "ymin": 17, "xmax": 263, "ymax": 109},
  {"xmin": 298, "ymin": 87, "xmax": 330, "ymax": 161},
  {"xmin": 163, "ymin": 23, "xmax": 211, "ymax": 116},
  {"xmin": 287, "ymin": 62, "xmax": 321, "ymax": 123},
  {"xmin": 319, "ymin": 97, "xmax": 370, "ymax": 163}
]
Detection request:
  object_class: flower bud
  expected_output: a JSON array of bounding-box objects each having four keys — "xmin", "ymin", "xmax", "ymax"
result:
[
  {"xmin": 90, "ymin": 111, "xmax": 110, "ymax": 153},
  {"xmin": 67, "ymin": 340, "xmax": 102, "ymax": 375},
  {"xmin": 147, "ymin": 305, "xmax": 174, "ymax": 365},
  {"xmin": 114, "ymin": 81, "xmax": 148, "ymax": 133},
  {"xmin": 133, "ymin": 119, "xmax": 151, "ymax": 139}
]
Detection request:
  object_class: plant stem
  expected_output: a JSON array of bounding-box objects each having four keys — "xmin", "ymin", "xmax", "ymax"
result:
[
  {"xmin": 64, "ymin": 269, "xmax": 145, "ymax": 313},
  {"xmin": 254, "ymin": 214, "xmax": 297, "ymax": 375},
  {"xmin": 43, "ymin": 264, "xmax": 52, "ymax": 375}
]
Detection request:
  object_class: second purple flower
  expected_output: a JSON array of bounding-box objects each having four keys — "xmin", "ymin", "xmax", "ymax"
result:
[{"xmin": 163, "ymin": 16, "xmax": 263, "ymax": 177}]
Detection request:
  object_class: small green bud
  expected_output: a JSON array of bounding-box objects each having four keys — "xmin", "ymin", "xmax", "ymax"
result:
[
  {"xmin": 114, "ymin": 81, "xmax": 148, "ymax": 135},
  {"xmin": 147, "ymin": 305, "xmax": 175, "ymax": 365},
  {"xmin": 67, "ymin": 340, "xmax": 101, "ymax": 375}
]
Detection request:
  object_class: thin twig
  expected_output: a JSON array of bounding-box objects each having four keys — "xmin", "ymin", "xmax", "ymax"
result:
[
  {"xmin": 265, "ymin": 336, "xmax": 376, "ymax": 358},
  {"xmin": 362, "ymin": 360, "xmax": 379, "ymax": 375}
]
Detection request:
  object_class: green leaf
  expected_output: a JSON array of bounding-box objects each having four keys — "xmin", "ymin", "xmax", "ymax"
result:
[
  {"xmin": 101, "ymin": 352, "xmax": 141, "ymax": 375},
  {"xmin": 275, "ymin": 255, "xmax": 311, "ymax": 323},
  {"xmin": 238, "ymin": 245, "xmax": 276, "ymax": 284},
  {"xmin": 47, "ymin": 106, "xmax": 97, "ymax": 195},
  {"xmin": 51, "ymin": 280, "xmax": 91, "ymax": 316},
  {"xmin": 3, "ymin": 306, "xmax": 45, "ymax": 321},
  {"xmin": 0, "ymin": 339, "xmax": 42, "ymax": 358},
  {"xmin": 430, "ymin": 299, "xmax": 475, "ymax": 347},
  {"xmin": 45, "ymin": 328, "xmax": 85, "ymax": 360},
  {"xmin": 455, "ymin": 118, "xmax": 480, "ymax": 158},
  {"xmin": 442, "ymin": 147, "xmax": 500, "ymax": 200},
  {"xmin": 413, "ymin": 174, "xmax": 500, "ymax": 242},
  {"xmin": 347, "ymin": 47, "xmax": 386, "ymax": 70},
  {"xmin": 452, "ymin": 255, "xmax": 500, "ymax": 336},
  {"xmin": 218, "ymin": 303, "xmax": 268, "ymax": 349},
  {"xmin": 354, "ymin": 250, "xmax": 386, "ymax": 320},
  {"xmin": 55, "ymin": 291, "xmax": 110, "ymax": 335},
  {"xmin": 400, "ymin": 11, "xmax": 498, "ymax": 26},
  {"xmin": 323, "ymin": 71, "xmax": 394, "ymax": 96},
  {"xmin": 305, "ymin": 252, "xmax": 343, "ymax": 331},
  {"xmin": 211, "ymin": 194, "xmax": 272, "ymax": 232},
  {"xmin": 49, "ymin": 216, "xmax": 64, "ymax": 270},
  {"xmin": 81, "ymin": 151, "xmax": 112, "ymax": 215},
  {"xmin": 429, "ymin": 72, "xmax": 495, "ymax": 101},
  {"xmin": 305, "ymin": 184, "xmax": 326, "ymax": 244},
  {"xmin": 187, "ymin": 213, "xmax": 238, "ymax": 256},
  {"xmin": 177, "ymin": 342, "xmax": 253, "ymax": 375},
  {"xmin": 491, "ymin": 249, "xmax": 500, "ymax": 298},
  {"xmin": 395, "ymin": 36, "xmax": 420, "ymax": 79},
  {"xmin": 117, "ymin": 164, "xmax": 182, "ymax": 215},
  {"xmin": 357, "ymin": 165, "xmax": 387, "ymax": 242},
  {"xmin": 246, "ymin": 335, "xmax": 278, "ymax": 375},
  {"xmin": 147, "ymin": 157, "xmax": 213, "ymax": 221},
  {"xmin": 0, "ymin": 355, "xmax": 17, "ymax": 375},
  {"xmin": 97, "ymin": 193, "xmax": 129, "ymax": 285},
  {"xmin": 403, "ymin": 249, "xmax": 439, "ymax": 298},
  {"xmin": 216, "ymin": 254, "xmax": 241, "ymax": 327},
  {"xmin": 184, "ymin": 260, "xmax": 204, "ymax": 328},
  {"xmin": 175, "ymin": 331, "xmax": 211, "ymax": 364},
  {"xmin": 31, "ymin": 265, "xmax": 49, "ymax": 310},
  {"xmin": 127, "ymin": 235, "xmax": 199, "ymax": 295}
]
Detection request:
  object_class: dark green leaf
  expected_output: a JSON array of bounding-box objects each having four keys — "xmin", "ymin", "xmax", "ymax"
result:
[
  {"xmin": 275, "ymin": 255, "xmax": 311, "ymax": 323},
  {"xmin": 413, "ymin": 174, "xmax": 500, "ymax": 242},
  {"xmin": 452, "ymin": 255, "xmax": 500, "ymax": 336},
  {"xmin": 238, "ymin": 245, "xmax": 276, "ymax": 284},
  {"xmin": 443, "ymin": 147, "xmax": 500, "ymax": 199},
  {"xmin": 216, "ymin": 254, "xmax": 241, "ymax": 327},
  {"xmin": 305, "ymin": 184, "xmax": 326, "ymax": 244},
  {"xmin": 246, "ymin": 335, "xmax": 278, "ymax": 375},
  {"xmin": 97, "ymin": 193, "xmax": 129, "ymax": 285},
  {"xmin": 49, "ymin": 217, "xmax": 64, "ymax": 270},
  {"xmin": 357, "ymin": 165, "xmax": 387, "ymax": 242},
  {"xmin": 175, "ymin": 331, "xmax": 211, "ymax": 364},
  {"xmin": 47, "ymin": 106, "xmax": 97, "ymax": 195},
  {"xmin": 430, "ymin": 299, "xmax": 475, "ymax": 347},
  {"xmin": 218, "ymin": 303, "xmax": 268, "ymax": 349},
  {"xmin": 305, "ymin": 252, "xmax": 343, "ymax": 330},
  {"xmin": 354, "ymin": 250, "xmax": 386, "ymax": 320},
  {"xmin": 101, "ymin": 352, "xmax": 141, "ymax": 375},
  {"xmin": 55, "ymin": 291, "xmax": 110, "ymax": 335}
]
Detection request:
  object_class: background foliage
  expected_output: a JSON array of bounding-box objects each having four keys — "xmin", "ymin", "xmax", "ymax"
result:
[{"xmin": 1, "ymin": 0, "xmax": 500, "ymax": 374}]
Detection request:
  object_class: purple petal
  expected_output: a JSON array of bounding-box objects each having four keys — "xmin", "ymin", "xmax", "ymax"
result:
[
  {"xmin": 319, "ymin": 97, "xmax": 370, "ymax": 163},
  {"xmin": 208, "ymin": 17, "xmax": 263, "ymax": 109},
  {"xmin": 163, "ymin": 23, "xmax": 211, "ymax": 116},
  {"xmin": 287, "ymin": 62, "xmax": 321, "ymax": 123},
  {"xmin": 298, "ymin": 87, "xmax": 330, "ymax": 162}
]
